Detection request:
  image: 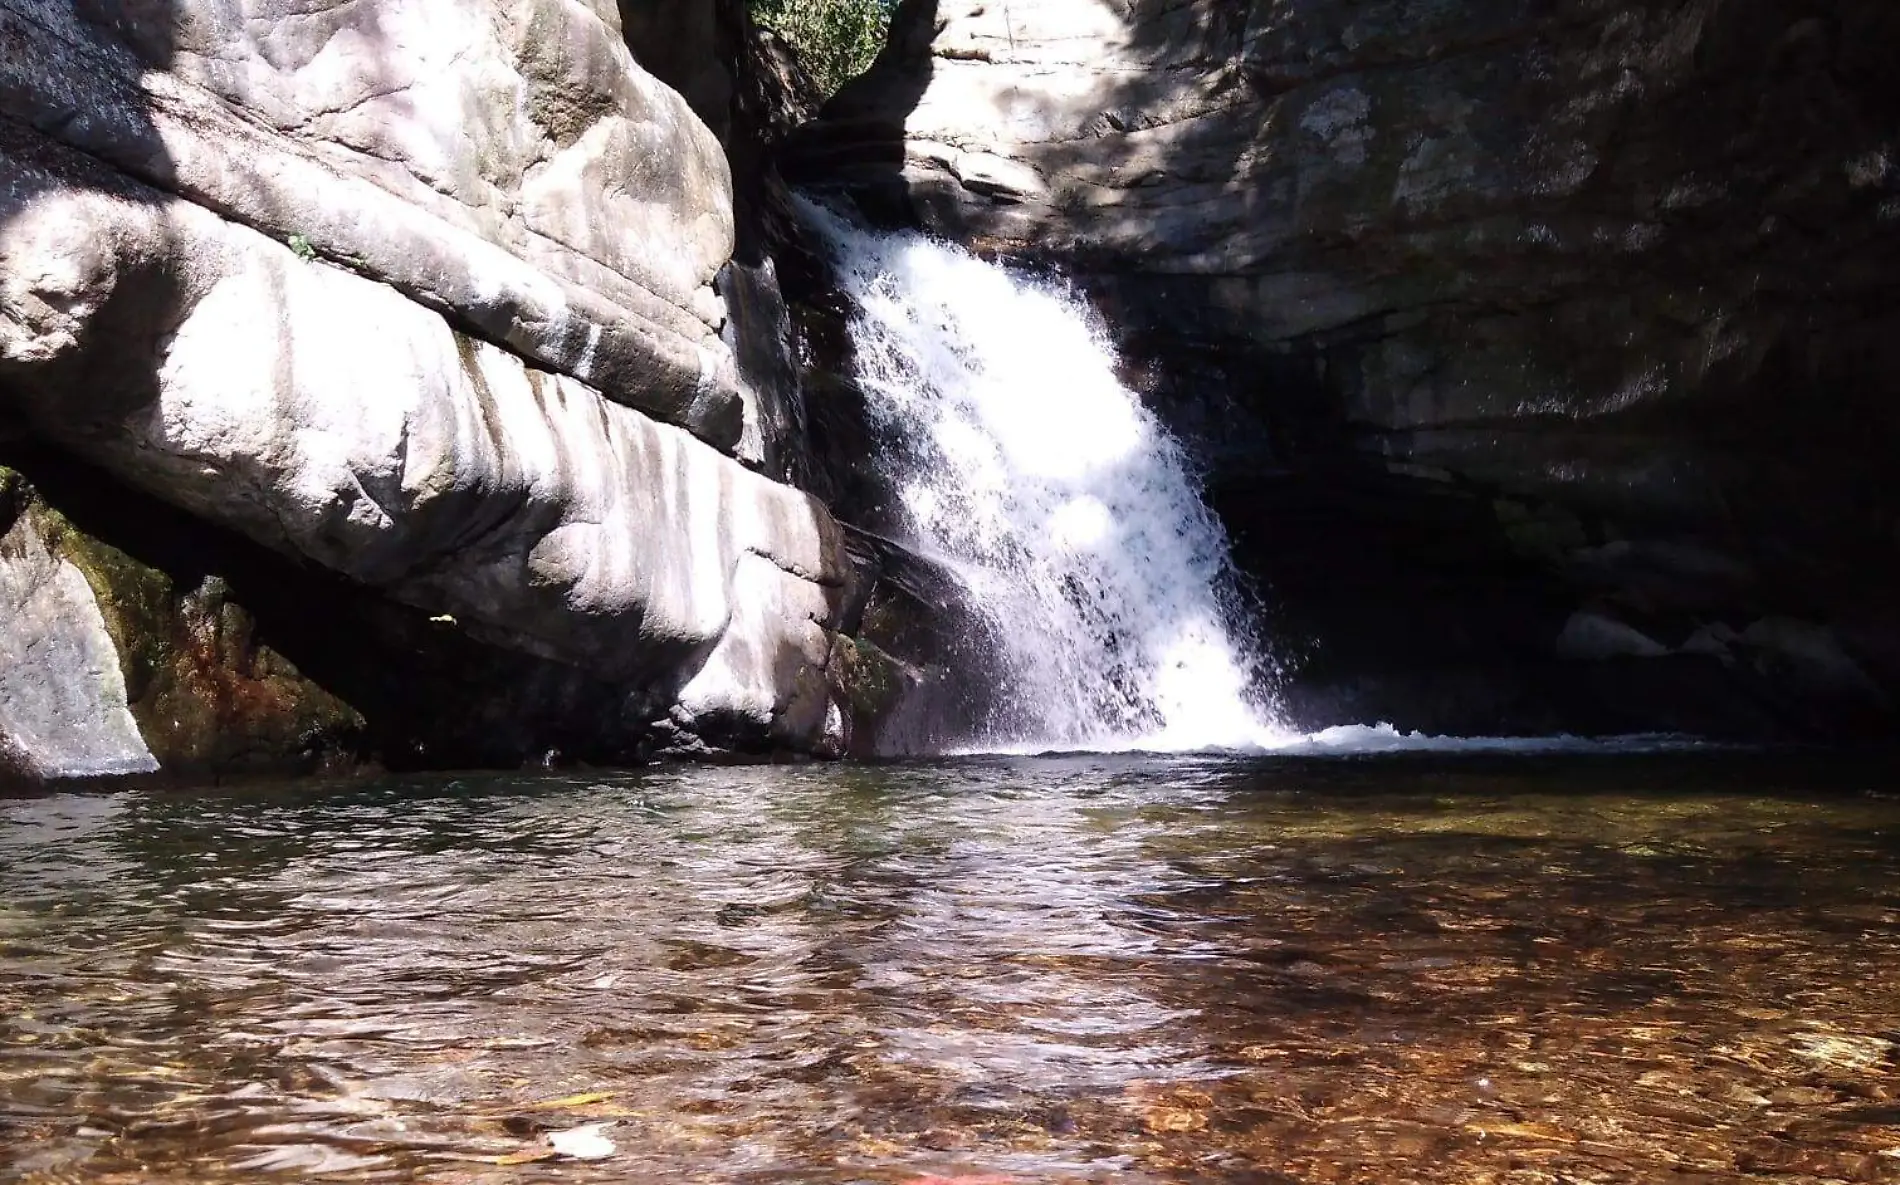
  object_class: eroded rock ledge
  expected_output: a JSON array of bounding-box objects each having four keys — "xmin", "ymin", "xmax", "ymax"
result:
[{"xmin": 0, "ymin": 0, "xmax": 863, "ymax": 777}]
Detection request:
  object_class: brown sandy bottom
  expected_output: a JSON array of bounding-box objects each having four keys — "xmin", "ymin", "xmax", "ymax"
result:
[{"xmin": 2, "ymin": 753, "xmax": 1897, "ymax": 1183}]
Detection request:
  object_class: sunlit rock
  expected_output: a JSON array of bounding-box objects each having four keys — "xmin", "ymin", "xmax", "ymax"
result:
[
  {"xmin": 0, "ymin": 0, "xmax": 750, "ymax": 445},
  {"xmin": 0, "ymin": 165, "xmax": 846, "ymax": 751},
  {"xmin": 0, "ymin": 512, "xmax": 156, "ymax": 780},
  {"xmin": 0, "ymin": 0, "xmax": 857, "ymax": 766}
]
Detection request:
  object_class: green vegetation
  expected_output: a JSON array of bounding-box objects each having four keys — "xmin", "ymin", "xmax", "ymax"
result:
[{"xmin": 751, "ymin": 0, "xmax": 893, "ymax": 99}]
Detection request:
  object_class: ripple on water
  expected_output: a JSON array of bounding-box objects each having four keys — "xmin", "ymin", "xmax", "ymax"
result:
[{"xmin": 2, "ymin": 752, "xmax": 1899, "ymax": 1182}]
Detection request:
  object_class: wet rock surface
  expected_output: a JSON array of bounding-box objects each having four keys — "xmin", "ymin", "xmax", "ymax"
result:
[
  {"xmin": 0, "ymin": 452, "xmax": 777, "ymax": 781},
  {"xmin": 0, "ymin": 472, "xmax": 160, "ymax": 780},
  {"xmin": 0, "ymin": 461, "xmax": 362, "ymax": 782}
]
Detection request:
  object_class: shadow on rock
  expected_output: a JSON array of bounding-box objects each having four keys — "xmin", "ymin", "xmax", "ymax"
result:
[{"xmin": 772, "ymin": 0, "xmax": 1900, "ymax": 739}]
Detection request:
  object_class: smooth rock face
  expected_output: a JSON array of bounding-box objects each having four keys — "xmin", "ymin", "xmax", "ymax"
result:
[
  {"xmin": 1556, "ymin": 611, "xmax": 1669, "ymax": 663},
  {"xmin": 0, "ymin": 512, "xmax": 157, "ymax": 780},
  {"xmin": 0, "ymin": 156, "xmax": 846, "ymax": 748},
  {"xmin": 0, "ymin": 0, "xmax": 855, "ymax": 764},
  {"xmin": 795, "ymin": 0, "xmax": 1900, "ymax": 736},
  {"xmin": 1, "ymin": 0, "xmax": 745, "ymax": 445}
]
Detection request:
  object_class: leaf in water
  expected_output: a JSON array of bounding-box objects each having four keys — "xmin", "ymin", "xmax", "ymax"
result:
[
  {"xmin": 492, "ymin": 1149, "xmax": 558, "ymax": 1166},
  {"xmin": 527, "ymin": 1090, "xmax": 619, "ymax": 1111},
  {"xmin": 1469, "ymin": 1120, "xmax": 1577, "ymax": 1142},
  {"xmin": 1141, "ymin": 1105, "xmax": 1207, "ymax": 1133},
  {"xmin": 432, "ymin": 1148, "xmax": 560, "ymax": 1167},
  {"xmin": 549, "ymin": 1122, "xmax": 618, "ymax": 1160}
]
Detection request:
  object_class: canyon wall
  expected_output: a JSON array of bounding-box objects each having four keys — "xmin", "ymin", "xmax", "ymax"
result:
[{"xmin": 790, "ymin": 0, "xmax": 1900, "ymax": 737}]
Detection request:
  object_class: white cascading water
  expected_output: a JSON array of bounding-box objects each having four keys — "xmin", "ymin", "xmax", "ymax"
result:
[{"xmin": 804, "ymin": 199, "xmax": 1290, "ymax": 752}]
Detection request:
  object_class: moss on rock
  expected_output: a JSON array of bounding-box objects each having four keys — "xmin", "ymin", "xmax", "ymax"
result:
[
  {"xmin": 827, "ymin": 633, "xmax": 923, "ymax": 756},
  {"xmin": 4, "ymin": 465, "xmax": 365, "ymax": 778}
]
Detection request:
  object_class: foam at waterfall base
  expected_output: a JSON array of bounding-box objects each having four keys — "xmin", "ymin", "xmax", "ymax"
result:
[
  {"xmin": 955, "ymin": 723, "xmax": 1714, "ymax": 758},
  {"xmin": 1260, "ymin": 725, "xmax": 1715, "ymax": 755},
  {"xmin": 801, "ymin": 205, "xmax": 1715, "ymax": 762}
]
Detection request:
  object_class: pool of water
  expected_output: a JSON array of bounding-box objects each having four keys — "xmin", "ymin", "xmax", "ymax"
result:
[{"xmin": 3, "ymin": 752, "xmax": 1898, "ymax": 1183}]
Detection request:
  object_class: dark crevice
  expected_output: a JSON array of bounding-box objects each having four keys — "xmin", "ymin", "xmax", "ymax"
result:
[{"xmin": 0, "ymin": 444, "xmax": 663, "ymax": 776}]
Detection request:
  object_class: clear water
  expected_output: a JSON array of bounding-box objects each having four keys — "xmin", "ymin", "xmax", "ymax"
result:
[
  {"xmin": 4, "ymin": 752, "xmax": 1899, "ymax": 1183},
  {"xmin": 804, "ymin": 201, "xmax": 1279, "ymax": 752}
]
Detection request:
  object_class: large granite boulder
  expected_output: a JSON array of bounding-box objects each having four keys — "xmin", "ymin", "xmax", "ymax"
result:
[
  {"xmin": 621, "ymin": 0, "xmax": 831, "ymax": 488},
  {"xmin": 789, "ymin": 0, "xmax": 1900, "ymax": 737},
  {"xmin": 0, "ymin": 0, "xmax": 856, "ymax": 772},
  {"xmin": 1, "ymin": 0, "xmax": 756, "ymax": 447}
]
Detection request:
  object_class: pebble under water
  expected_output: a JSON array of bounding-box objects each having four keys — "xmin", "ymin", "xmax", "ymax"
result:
[{"xmin": 2, "ymin": 753, "xmax": 1899, "ymax": 1183}]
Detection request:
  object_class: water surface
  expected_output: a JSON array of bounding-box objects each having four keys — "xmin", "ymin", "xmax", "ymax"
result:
[{"xmin": 3, "ymin": 753, "xmax": 1898, "ymax": 1182}]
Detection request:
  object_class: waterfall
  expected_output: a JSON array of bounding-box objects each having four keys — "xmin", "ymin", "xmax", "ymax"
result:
[{"xmin": 804, "ymin": 200, "xmax": 1288, "ymax": 753}]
